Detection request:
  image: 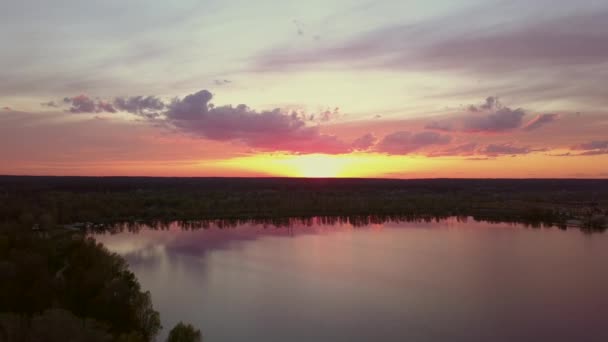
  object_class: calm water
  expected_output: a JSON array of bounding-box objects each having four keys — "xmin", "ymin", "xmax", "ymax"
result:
[{"xmin": 93, "ymin": 218, "xmax": 608, "ymax": 342}]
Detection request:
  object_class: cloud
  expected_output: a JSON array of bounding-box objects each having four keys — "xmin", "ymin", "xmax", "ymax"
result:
[
  {"xmin": 429, "ymin": 142, "xmax": 478, "ymax": 157},
  {"xmin": 523, "ymin": 113, "xmax": 559, "ymax": 131},
  {"xmin": 463, "ymin": 107, "xmax": 525, "ymax": 133},
  {"xmin": 578, "ymin": 149, "xmax": 608, "ymax": 156},
  {"xmin": 424, "ymin": 121, "xmax": 453, "ymax": 132},
  {"xmin": 97, "ymin": 101, "xmax": 117, "ymax": 113},
  {"xmin": 213, "ymin": 79, "xmax": 232, "ymax": 86},
  {"xmin": 416, "ymin": 11, "xmax": 608, "ymax": 73},
  {"xmin": 40, "ymin": 101, "xmax": 60, "ymax": 108},
  {"xmin": 548, "ymin": 140, "xmax": 608, "ymax": 157},
  {"xmin": 468, "ymin": 96, "xmax": 499, "ymax": 112},
  {"xmin": 568, "ymin": 140, "xmax": 608, "ymax": 156},
  {"xmin": 351, "ymin": 133, "xmax": 378, "ymax": 151},
  {"xmin": 64, "ymin": 95, "xmax": 116, "ymax": 114},
  {"xmin": 48, "ymin": 90, "xmax": 352, "ymax": 154},
  {"xmin": 255, "ymin": 9, "xmax": 608, "ymax": 74},
  {"xmin": 428, "ymin": 141, "xmax": 546, "ymax": 158},
  {"xmin": 426, "ymin": 97, "xmax": 527, "ymax": 133},
  {"xmin": 375, "ymin": 131, "xmax": 452, "ymax": 155},
  {"xmin": 161, "ymin": 90, "xmax": 350, "ymax": 154},
  {"xmin": 549, "ymin": 152, "xmax": 572, "ymax": 157},
  {"xmin": 572, "ymin": 140, "xmax": 608, "ymax": 150},
  {"xmin": 65, "ymin": 95, "xmax": 96, "ymax": 113},
  {"xmin": 481, "ymin": 143, "xmax": 532, "ymax": 156},
  {"xmin": 114, "ymin": 96, "xmax": 165, "ymax": 118}
]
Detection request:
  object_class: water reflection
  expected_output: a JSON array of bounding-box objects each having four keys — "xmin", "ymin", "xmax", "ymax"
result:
[
  {"xmin": 93, "ymin": 218, "xmax": 608, "ymax": 342},
  {"xmin": 89, "ymin": 214, "xmax": 607, "ymax": 235}
]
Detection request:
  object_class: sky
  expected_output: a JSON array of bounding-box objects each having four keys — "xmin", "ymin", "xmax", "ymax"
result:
[{"xmin": 1, "ymin": 0, "xmax": 608, "ymax": 178}]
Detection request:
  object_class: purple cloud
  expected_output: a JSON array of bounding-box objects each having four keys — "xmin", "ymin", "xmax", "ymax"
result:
[
  {"xmin": 523, "ymin": 113, "xmax": 559, "ymax": 131},
  {"xmin": 40, "ymin": 101, "xmax": 60, "ymax": 108},
  {"xmin": 65, "ymin": 95, "xmax": 96, "ymax": 113},
  {"xmin": 427, "ymin": 97, "xmax": 527, "ymax": 133},
  {"xmin": 565, "ymin": 140, "xmax": 608, "ymax": 156},
  {"xmin": 162, "ymin": 90, "xmax": 350, "ymax": 154},
  {"xmin": 428, "ymin": 142, "xmax": 478, "ymax": 157},
  {"xmin": 424, "ymin": 121, "xmax": 453, "ymax": 132},
  {"xmin": 572, "ymin": 140, "xmax": 608, "ymax": 150},
  {"xmin": 375, "ymin": 131, "xmax": 452, "ymax": 155},
  {"xmin": 114, "ymin": 95, "xmax": 165, "ymax": 119},
  {"xmin": 481, "ymin": 143, "xmax": 532, "ymax": 156},
  {"xmin": 417, "ymin": 11, "xmax": 608, "ymax": 72},
  {"xmin": 578, "ymin": 149, "xmax": 608, "ymax": 156},
  {"xmin": 463, "ymin": 107, "xmax": 525, "ymax": 133},
  {"xmin": 256, "ymin": 10, "xmax": 608, "ymax": 73},
  {"xmin": 351, "ymin": 133, "xmax": 378, "ymax": 151},
  {"xmin": 64, "ymin": 95, "xmax": 116, "ymax": 114}
]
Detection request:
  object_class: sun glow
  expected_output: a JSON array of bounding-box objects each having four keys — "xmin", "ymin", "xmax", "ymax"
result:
[
  {"xmin": 210, "ymin": 153, "xmax": 430, "ymax": 178},
  {"xmin": 277, "ymin": 154, "xmax": 353, "ymax": 177}
]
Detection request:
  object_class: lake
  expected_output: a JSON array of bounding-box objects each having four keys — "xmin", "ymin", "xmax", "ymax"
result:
[{"xmin": 92, "ymin": 218, "xmax": 608, "ymax": 342}]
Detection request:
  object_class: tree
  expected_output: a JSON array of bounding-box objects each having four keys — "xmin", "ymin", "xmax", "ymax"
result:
[
  {"xmin": 0, "ymin": 309, "xmax": 112, "ymax": 342},
  {"xmin": 166, "ymin": 322, "xmax": 202, "ymax": 342}
]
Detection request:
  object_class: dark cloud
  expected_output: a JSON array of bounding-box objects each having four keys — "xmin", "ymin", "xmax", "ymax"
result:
[
  {"xmin": 470, "ymin": 96, "xmax": 499, "ymax": 112},
  {"xmin": 424, "ymin": 121, "xmax": 453, "ymax": 132},
  {"xmin": 48, "ymin": 90, "xmax": 352, "ymax": 154},
  {"xmin": 66, "ymin": 95, "xmax": 97, "ymax": 113},
  {"xmin": 578, "ymin": 149, "xmax": 608, "ymax": 156},
  {"xmin": 114, "ymin": 96, "xmax": 165, "ymax": 118},
  {"xmin": 429, "ymin": 142, "xmax": 478, "ymax": 157},
  {"xmin": 97, "ymin": 101, "xmax": 116, "ymax": 113},
  {"xmin": 63, "ymin": 95, "xmax": 116, "ymax": 114},
  {"xmin": 481, "ymin": 143, "xmax": 532, "ymax": 156},
  {"xmin": 40, "ymin": 101, "xmax": 59, "ymax": 108},
  {"xmin": 375, "ymin": 131, "xmax": 452, "ymax": 155},
  {"xmin": 351, "ymin": 133, "xmax": 378, "ymax": 151},
  {"xmin": 161, "ymin": 90, "xmax": 350, "ymax": 154},
  {"xmin": 165, "ymin": 90, "xmax": 214, "ymax": 120},
  {"xmin": 550, "ymin": 141, "xmax": 608, "ymax": 157},
  {"xmin": 549, "ymin": 152, "xmax": 572, "ymax": 157},
  {"xmin": 427, "ymin": 97, "xmax": 527, "ymax": 133},
  {"xmin": 320, "ymin": 107, "xmax": 340, "ymax": 122},
  {"xmin": 572, "ymin": 140, "xmax": 608, "ymax": 150},
  {"xmin": 463, "ymin": 107, "xmax": 525, "ymax": 133},
  {"xmin": 523, "ymin": 113, "xmax": 559, "ymax": 131},
  {"xmin": 565, "ymin": 140, "xmax": 608, "ymax": 156}
]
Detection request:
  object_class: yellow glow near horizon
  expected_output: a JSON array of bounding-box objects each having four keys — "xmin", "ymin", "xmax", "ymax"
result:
[
  {"xmin": 210, "ymin": 153, "xmax": 431, "ymax": 178},
  {"xmin": 202, "ymin": 152, "xmax": 608, "ymax": 179},
  {"xmin": 278, "ymin": 154, "xmax": 348, "ymax": 177}
]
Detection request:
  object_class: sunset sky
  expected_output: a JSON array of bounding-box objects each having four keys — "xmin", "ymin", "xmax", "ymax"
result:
[{"xmin": 1, "ymin": 0, "xmax": 608, "ymax": 178}]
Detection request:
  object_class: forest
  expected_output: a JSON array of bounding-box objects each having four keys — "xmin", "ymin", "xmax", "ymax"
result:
[{"xmin": 1, "ymin": 176, "xmax": 606, "ymax": 231}]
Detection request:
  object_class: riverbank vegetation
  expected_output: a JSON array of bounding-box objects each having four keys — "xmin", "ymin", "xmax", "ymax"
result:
[
  {"xmin": 0, "ymin": 223, "xmax": 201, "ymax": 341},
  {"xmin": 1, "ymin": 177, "xmax": 606, "ymax": 232}
]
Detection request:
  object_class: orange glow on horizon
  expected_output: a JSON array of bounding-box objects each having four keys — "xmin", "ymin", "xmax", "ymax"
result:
[
  {"xmin": 210, "ymin": 153, "xmax": 432, "ymax": 178},
  {"xmin": 3, "ymin": 152, "xmax": 608, "ymax": 179},
  {"xmin": 207, "ymin": 152, "xmax": 608, "ymax": 179}
]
